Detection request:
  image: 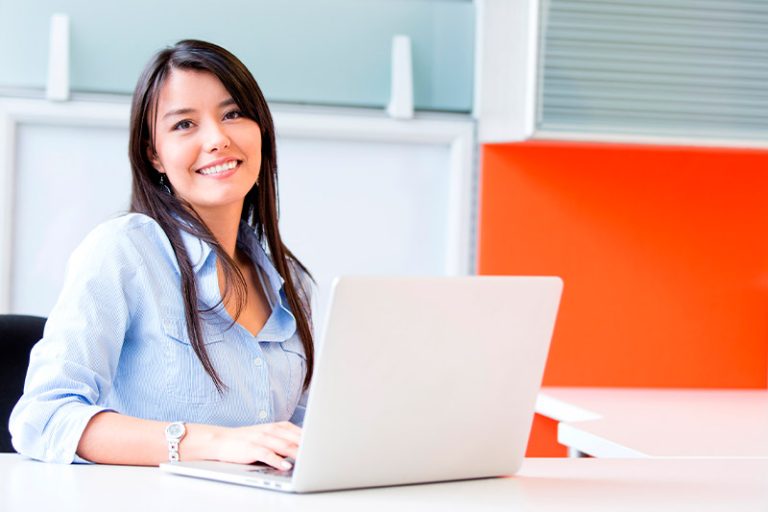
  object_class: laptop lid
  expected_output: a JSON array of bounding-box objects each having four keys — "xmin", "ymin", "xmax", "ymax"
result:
[{"xmin": 290, "ymin": 276, "xmax": 562, "ymax": 492}]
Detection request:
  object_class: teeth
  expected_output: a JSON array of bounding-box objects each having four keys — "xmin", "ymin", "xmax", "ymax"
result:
[{"xmin": 199, "ymin": 160, "xmax": 237, "ymax": 175}]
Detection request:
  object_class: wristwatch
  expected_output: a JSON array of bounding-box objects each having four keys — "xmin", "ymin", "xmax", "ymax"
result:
[{"xmin": 165, "ymin": 421, "xmax": 186, "ymax": 462}]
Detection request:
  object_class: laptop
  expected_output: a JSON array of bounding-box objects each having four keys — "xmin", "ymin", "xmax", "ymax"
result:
[{"xmin": 160, "ymin": 276, "xmax": 563, "ymax": 493}]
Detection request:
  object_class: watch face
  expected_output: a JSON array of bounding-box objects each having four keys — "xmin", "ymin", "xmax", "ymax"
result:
[{"xmin": 167, "ymin": 423, "xmax": 185, "ymax": 438}]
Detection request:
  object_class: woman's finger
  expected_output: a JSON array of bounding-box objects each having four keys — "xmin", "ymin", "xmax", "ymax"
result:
[{"xmin": 252, "ymin": 446, "xmax": 294, "ymax": 471}]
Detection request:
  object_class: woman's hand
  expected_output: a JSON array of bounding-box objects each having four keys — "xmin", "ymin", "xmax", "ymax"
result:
[{"xmin": 195, "ymin": 421, "xmax": 302, "ymax": 470}]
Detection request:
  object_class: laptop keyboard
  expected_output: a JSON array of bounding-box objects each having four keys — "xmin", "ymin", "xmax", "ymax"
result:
[{"xmin": 247, "ymin": 466, "xmax": 293, "ymax": 477}]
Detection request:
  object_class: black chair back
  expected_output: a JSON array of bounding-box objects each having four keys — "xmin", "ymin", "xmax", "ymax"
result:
[{"xmin": 0, "ymin": 314, "xmax": 46, "ymax": 452}]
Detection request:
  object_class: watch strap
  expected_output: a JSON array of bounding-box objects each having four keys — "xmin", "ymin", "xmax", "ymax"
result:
[{"xmin": 165, "ymin": 421, "xmax": 186, "ymax": 463}]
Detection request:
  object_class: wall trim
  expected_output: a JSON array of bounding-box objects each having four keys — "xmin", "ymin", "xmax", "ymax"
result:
[
  {"xmin": 473, "ymin": 0, "xmax": 540, "ymax": 143},
  {"xmin": 534, "ymin": 130, "xmax": 768, "ymax": 151}
]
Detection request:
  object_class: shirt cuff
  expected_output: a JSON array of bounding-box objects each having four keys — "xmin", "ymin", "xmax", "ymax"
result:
[{"xmin": 50, "ymin": 405, "xmax": 115, "ymax": 464}]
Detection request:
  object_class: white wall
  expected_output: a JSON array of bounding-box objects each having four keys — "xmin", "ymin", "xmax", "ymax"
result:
[
  {"xmin": 11, "ymin": 124, "xmax": 132, "ymax": 314},
  {"xmin": 0, "ymin": 99, "xmax": 475, "ymax": 333}
]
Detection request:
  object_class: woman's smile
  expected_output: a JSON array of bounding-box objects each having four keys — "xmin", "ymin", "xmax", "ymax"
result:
[{"xmin": 196, "ymin": 158, "xmax": 241, "ymax": 177}]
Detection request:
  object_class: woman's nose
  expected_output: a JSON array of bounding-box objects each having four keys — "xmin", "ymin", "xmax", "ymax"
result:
[{"xmin": 203, "ymin": 122, "xmax": 230, "ymax": 152}]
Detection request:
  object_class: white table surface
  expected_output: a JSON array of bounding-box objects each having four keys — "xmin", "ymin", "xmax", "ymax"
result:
[
  {"xmin": 536, "ymin": 387, "xmax": 768, "ymax": 458},
  {"xmin": 1, "ymin": 454, "xmax": 765, "ymax": 512}
]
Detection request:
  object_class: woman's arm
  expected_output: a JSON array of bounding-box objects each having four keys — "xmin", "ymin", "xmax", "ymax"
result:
[
  {"xmin": 77, "ymin": 412, "xmax": 300, "ymax": 469},
  {"xmin": 11, "ymin": 217, "xmax": 303, "ymax": 468},
  {"xmin": 9, "ymin": 223, "xmax": 137, "ymax": 463}
]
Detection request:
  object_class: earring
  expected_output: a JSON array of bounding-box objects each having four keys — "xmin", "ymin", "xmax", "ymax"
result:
[{"xmin": 159, "ymin": 174, "xmax": 172, "ymax": 195}]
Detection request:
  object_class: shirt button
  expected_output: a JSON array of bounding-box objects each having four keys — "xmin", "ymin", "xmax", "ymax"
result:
[
  {"xmin": 258, "ymin": 410, "xmax": 269, "ymax": 420},
  {"xmin": 253, "ymin": 357, "xmax": 263, "ymax": 367}
]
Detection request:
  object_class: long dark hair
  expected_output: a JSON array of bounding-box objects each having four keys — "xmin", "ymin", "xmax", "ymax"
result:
[{"xmin": 128, "ymin": 39, "xmax": 314, "ymax": 392}]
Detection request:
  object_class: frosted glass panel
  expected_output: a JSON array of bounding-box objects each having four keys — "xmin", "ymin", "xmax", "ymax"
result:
[
  {"xmin": 0, "ymin": 0, "xmax": 474, "ymax": 112},
  {"xmin": 277, "ymin": 137, "xmax": 451, "ymax": 330},
  {"xmin": 7, "ymin": 113, "xmax": 459, "ymax": 327}
]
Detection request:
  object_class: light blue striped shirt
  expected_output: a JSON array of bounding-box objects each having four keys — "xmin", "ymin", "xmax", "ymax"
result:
[{"xmin": 9, "ymin": 213, "xmax": 310, "ymax": 463}]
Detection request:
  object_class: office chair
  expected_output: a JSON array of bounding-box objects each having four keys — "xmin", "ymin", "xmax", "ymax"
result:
[{"xmin": 0, "ymin": 314, "xmax": 46, "ymax": 453}]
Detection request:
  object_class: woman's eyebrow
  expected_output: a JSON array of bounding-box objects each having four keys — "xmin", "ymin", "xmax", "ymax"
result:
[
  {"xmin": 162, "ymin": 99, "xmax": 236, "ymax": 119},
  {"xmin": 162, "ymin": 107, "xmax": 195, "ymax": 119}
]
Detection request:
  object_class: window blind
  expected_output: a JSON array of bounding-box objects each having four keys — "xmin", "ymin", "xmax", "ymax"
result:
[{"xmin": 537, "ymin": 0, "xmax": 768, "ymax": 141}]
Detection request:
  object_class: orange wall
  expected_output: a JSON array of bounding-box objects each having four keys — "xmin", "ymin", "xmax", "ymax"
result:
[
  {"xmin": 479, "ymin": 140, "xmax": 768, "ymax": 388},
  {"xmin": 478, "ymin": 141, "xmax": 768, "ymax": 453},
  {"xmin": 526, "ymin": 414, "xmax": 567, "ymax": 457}
]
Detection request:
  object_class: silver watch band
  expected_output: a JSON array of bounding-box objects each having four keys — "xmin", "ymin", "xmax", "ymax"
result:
[
  {"xmin": 168, "ymin": 439, "xmax": 181, "ymax": 462},
  {"xmin": 165, "ymin": 422, "xmax": 186, "ymax": 462}
]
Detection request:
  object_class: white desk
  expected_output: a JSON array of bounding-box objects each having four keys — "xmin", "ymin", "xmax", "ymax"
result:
[
  {"xmin": 1, "ymin": 454, "xmax": 765, "ymax": 511},
  {"xmin": 536, "ymin": 387, "xmax": 768, "ymax": 458}
]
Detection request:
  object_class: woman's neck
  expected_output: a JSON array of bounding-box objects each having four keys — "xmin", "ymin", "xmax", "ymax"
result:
[{"xmin": 193, "ymin": 202, "xmax": 244, "ymax": 260}]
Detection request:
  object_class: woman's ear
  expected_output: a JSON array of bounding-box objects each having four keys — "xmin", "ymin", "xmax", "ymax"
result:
[{"xmin": 147, "ymin": 146, "xmax": 163, "ymax": 172}]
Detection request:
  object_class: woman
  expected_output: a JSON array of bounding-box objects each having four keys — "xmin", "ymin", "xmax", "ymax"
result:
[{"xmin": 10, "ymin": 40, "xmax": 314, "ymax": 470}]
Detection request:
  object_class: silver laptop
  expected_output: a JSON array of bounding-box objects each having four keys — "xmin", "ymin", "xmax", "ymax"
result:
[{"xmin": 160, "ymin": 276, "xmax": 563, "ymax": 493}]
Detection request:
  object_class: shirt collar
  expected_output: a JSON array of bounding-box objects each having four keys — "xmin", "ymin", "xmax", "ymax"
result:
[
  {"xmin": 179, "ymin": 227, "xmax": 215, "ymax": 275},
  {"xmin": 175, "ymin": 221, "xmax": 283, "ymax": 281},
  {"xmin": 235, "ymin": 224, "xmax": 296, "ymax": 342},
  {"xmin": 175, "ymin": 221, "xmax": 297, "ymax": 342},
  {"xmin": 236, "ymin": 222, "xmax": 285, "ymax": 289}
]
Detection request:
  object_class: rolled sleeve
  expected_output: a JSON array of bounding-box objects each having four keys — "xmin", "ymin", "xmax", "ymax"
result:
[{"xmin": 9, "ymin": 225, "xmax": 139, "ymax": 463}]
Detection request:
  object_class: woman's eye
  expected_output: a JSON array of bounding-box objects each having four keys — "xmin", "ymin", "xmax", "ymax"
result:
[
  {"xmin": 173, "ymin": 120, "xmax": 193, "ymax": 131},
  {"xmin": 224, "ymin": 110, "xmax": 243, "ymax": 120}
]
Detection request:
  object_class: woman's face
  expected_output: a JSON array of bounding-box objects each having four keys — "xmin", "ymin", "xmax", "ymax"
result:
[{"xmin": 151, "ymin": 69, "xmax": 262, "ymax": 217}]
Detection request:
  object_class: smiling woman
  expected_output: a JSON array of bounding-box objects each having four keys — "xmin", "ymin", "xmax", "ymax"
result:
[
  {"xmin": 9, "ymin": 40, "xmax": 315, "ymax": 471},
  {"xmin": 151, "ymin": 70, "xmax": 263, "ymax": 214}
]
